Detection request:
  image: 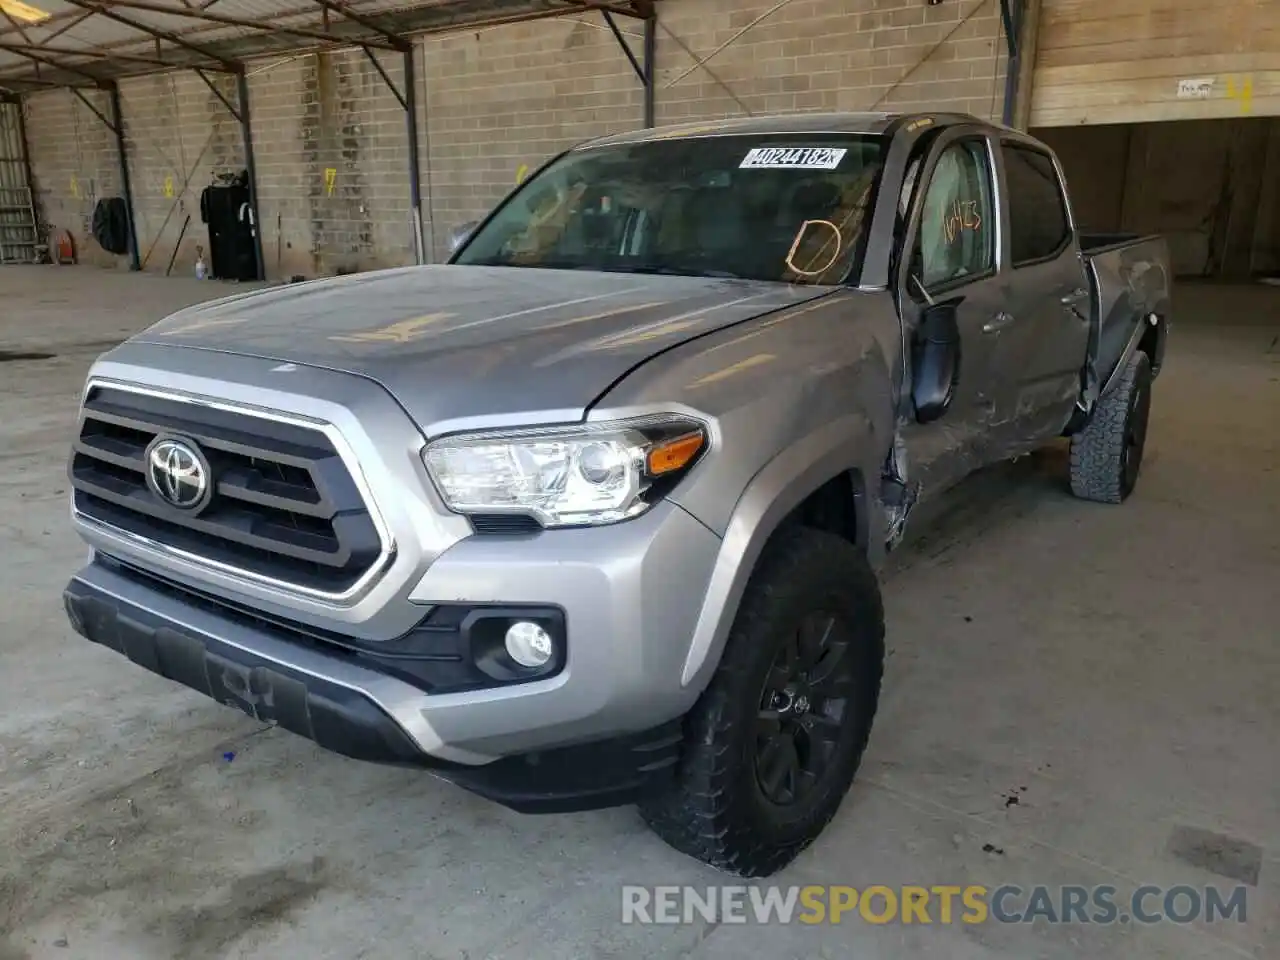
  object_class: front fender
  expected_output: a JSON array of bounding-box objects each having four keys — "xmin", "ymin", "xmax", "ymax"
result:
[{"xmin": 678, "ymin": 412, "xmax": 887, "ymax": 690}]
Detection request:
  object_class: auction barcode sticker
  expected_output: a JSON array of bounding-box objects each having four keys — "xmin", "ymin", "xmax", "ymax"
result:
[{"xmin": 740, "ymin": 147, "xmax": 847, "ymax": 170}]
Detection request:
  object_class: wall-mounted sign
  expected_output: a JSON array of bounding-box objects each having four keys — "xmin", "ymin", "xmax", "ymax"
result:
[{"xmin": 1176, "ymin": 77, "xmax": 1215, "ymax": 99}]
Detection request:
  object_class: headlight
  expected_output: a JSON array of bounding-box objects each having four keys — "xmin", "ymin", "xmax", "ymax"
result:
[{"xmin": 423, "ymin": 416, "xmax": 707, "ymax": 529}]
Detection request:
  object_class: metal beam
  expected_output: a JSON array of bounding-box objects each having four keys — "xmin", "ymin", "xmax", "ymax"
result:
[
  {"xmin": 402, "ymin": 46, "xmax": 425, "ymax": 264},
  {"xmin": 0, "ymin": 6, "xmax": 34, "ymax": 46},
  {"xmin": 107, "ymin": 82, "xmax": 142, "ymax": 271},
  {"xmin": 601, "ymin": 10, "xmax": 644, "ymax": 85},
  {"xmin": 82, "ymin": 0, "xmax": 400, "ymax": 51},
  {"xmin": 69, "ymin": 86, "xmax": 118, "ymax": 132},
  {"xmin": 2, "ymin": 44, "xmax": 104, "ymax": 83},
  {"xmin": 642, "ymin": 10, "xmax": 655, "ymax": 128},
  {"xmin": 0, "ymin": 41, "xmax": 181, "ymax": 69},
  {"xmin": 59, "ymin": 0, "xmax": 242, "ymax": 70},
  {"xmin": 41, "ymin": 10, "xmax": 98, "ymax": 45},
  {"xmin": 999, "ymin": 0, "xmax": 1022, "ymax": 126},
  {"xmin": 558, "ymin": 1, "xmax": 649, "ymax": 19},
  {"xmin": 236, "ymin": 71, "xmax": 265, "ymax": 281},
  {"xmin": 1012, "ymin": 0, "xmax": 1042, "ymax": 130},
  {"xmin": 312, "ymin": 0, "xmax": 410, "ymax": 50},
  {"xmin": 361, "ymin": 46, "xmax": 406, "ymax": 109},
  {"xmin": 1, "ymin": 78, "xmax": 63, "ymax": 92},
  {"xmin": 195, "ymin": 67, "xmax": 240, "ymax": 120}
]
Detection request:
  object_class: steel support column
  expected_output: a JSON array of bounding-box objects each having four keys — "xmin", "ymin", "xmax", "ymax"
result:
[
  {"xmin": 402, "ymin": 47, "xmax": 427, "ymax": 264},
  {"xmin": 642, "ymin": 12, "xmax": 655, "ymax": 128},
  {"xmin": 1012, "ymin": 0, "xmax": 1042, "ymax": 130},
  {"xmin": 105, "ymin": 83, "xmax": 140, "ymax": 271},
  {"xmin": 999, "ymin": 0, "xmax": 1023, "ymax": 127},
  {"xmin": 235, "ymin": 71, "xmax": 265, "ymax": 281},
  {"xmin": 15, "ymin": 94, "xmax": 36, "ymax": 219}
]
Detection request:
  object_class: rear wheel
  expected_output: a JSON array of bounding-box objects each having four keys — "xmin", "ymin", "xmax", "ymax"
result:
[
  {"xmin": 640, "ymin": 527, "xmax": 884, "ymax": 877},
  {"xmin": 1069, "ymin": 350, "xmax": 1153, "ymax": 504}
]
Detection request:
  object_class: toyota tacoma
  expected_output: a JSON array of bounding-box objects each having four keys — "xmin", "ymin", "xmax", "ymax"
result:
[{"xmin": 63, "ymin": 112, "xmax": 1170, "ymax": 877}]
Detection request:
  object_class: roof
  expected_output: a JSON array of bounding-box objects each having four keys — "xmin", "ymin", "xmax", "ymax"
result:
[
  {"xmin": 580, "ymin": 113, "xmax": 903, "ymax": 148},
  {"xmin": 0, "ymin": 0, "xmax": 655, "ymax": 93},
  {"xmin": 577, "ymin": 111, "xmax": 1013, "ymax": 148}
]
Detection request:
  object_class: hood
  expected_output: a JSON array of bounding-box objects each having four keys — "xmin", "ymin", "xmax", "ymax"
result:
[{"xmin": 135, "ymin": 265, "xmax": 834, "ymax": 431}]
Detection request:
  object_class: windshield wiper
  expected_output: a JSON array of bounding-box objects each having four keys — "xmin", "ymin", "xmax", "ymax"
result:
[
  {"xmin": 464, "ymin": 257, "xmax": 743, "ymax": 280},
  {"xmin": 618, "ymin": 263, "xmax": 744, "ymax": 280}
]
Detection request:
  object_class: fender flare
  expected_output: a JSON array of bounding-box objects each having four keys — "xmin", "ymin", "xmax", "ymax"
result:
[{"xmin": 678, "ymin": 412, "xmax": 883, "ymax": 690}]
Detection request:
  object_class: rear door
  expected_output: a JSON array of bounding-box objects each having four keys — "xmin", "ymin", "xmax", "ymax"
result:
[
  {"xmin": 896, "ymin": 128, "xmax": 1009, "ymax": 497},
  {"xmin": 990, "ymin": 142, "xmax": 1092, "ymax": 447}
]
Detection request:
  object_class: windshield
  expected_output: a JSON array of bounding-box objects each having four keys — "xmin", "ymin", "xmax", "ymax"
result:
[{"xmin": 454, "ymin": 133, "xmax": 888, "ymax": 284}]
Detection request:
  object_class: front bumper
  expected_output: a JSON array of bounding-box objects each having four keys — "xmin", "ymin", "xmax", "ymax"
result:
[
  {"xmin": 63, "ymin": 567, "xmax": 684, "ymax": 813},
  {"xmin": 63, "ymin": 496, "xmax": 722, "ymax": 812}
]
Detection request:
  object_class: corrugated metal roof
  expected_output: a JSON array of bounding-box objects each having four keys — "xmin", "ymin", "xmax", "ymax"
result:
[{"xmin": 0, "ymin": 0, "xmax": 656, "ymax": 91}]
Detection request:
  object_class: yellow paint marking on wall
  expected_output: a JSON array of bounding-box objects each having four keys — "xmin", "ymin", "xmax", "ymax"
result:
[
  {"xmin": 324, "ymin": 167, "xmax": 337, "ymax": 196},
  {"xmin": 516, "ymin": 164, "xmax": 529, "ymax": 184},
  {"xmin": 1226, "ymin": 76, "xmax": 1253, "ymax": 114},
  {"xmin": 155, "ymin": 316, "xmax": 249, "ymax": 337},
  {"xmin": 163, "ymin": 175, "xmax": 175, "ymax": 199},
  {"xmin": 70, "ymin": 177, "xmax": 80, "ymax": 199},
  {"xmin": 329, "ymin": 312, "xmax": 453, "ymax": 344}
]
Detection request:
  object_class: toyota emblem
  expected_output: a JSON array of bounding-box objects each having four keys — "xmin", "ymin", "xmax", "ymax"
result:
[{"xmin": 145, "ymin": 436, "xmax": 212, "ymax": 512}]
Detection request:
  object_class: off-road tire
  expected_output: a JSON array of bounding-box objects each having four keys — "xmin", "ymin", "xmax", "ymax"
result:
[
  {"xmin": 640, "ymin": 527, "xmax": 885, "ymax": 877},
  {"xmin": 1069, "ymin": 350, "xmax": 1154, "ymax": 504}
]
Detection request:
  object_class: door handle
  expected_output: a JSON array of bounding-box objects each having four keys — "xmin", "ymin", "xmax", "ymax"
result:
[
  {"xmin": 1060, "ymin": 287, "xmax": 1089, "ymax": 306},
  {"xmin": 983, "ymin": 311, "xmax": 1015, "ymax": 334}
]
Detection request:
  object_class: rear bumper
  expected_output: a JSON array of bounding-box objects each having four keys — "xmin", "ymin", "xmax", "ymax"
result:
[{"xmin": 63, "ymin": 567, "xmax": 682, "ymax": 813}]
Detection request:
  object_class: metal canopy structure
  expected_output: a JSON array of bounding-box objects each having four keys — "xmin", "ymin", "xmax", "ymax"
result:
[
  {"xmin": 0, "ymin": 0, "xmax": 658, "ymax": 270},
  {"xmin": 0, "ymin": 1, "xmax": 656, "ymax": 90}
]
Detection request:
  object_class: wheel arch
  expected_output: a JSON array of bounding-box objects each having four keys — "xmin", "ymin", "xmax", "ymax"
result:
[{"xmin": 678, "ymin": 414, "xmax": 886, "ymax": 692}]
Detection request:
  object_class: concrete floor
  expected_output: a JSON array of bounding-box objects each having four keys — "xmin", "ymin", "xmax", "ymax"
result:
[{"xmin": 0, "ymin": 266, "xmax": 1276, "ymax": 960}]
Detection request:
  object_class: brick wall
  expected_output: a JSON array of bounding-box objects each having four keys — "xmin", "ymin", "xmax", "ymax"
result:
[
  {"xmin": 21, "ymin": 0, "xmax": 1009, "ymax": 276},
  {"xmin": 118, "ymin": 70, "xmax": 244, "ymax": 274},
  {"xmin": 24, "ymin": 87, "xmax": 120, "ymax": 267}
]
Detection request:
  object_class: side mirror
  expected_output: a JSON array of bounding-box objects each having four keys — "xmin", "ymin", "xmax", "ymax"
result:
[
  {"xmin": 448, "ymin": 221, "xmax": 479, "ymax": 254},
  {"xmin": 911, "ymin": 300, "xmax": 961, "ymax": 424}
]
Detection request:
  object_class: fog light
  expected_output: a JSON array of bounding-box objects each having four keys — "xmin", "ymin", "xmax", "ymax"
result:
[{"xmin": 504, "ymin": 620, "xmax": 553, "ymax": 668}]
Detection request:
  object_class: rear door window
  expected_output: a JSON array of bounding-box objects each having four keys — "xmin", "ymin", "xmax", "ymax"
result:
[{"xmin": 1003, "ymin": 145, "xmax": 1071, "ymax": 266}]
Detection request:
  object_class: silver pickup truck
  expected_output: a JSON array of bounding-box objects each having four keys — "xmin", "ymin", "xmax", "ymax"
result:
[{"xmin": 63, "ymin": 113, "xmax": 1170, "ymax": 877}]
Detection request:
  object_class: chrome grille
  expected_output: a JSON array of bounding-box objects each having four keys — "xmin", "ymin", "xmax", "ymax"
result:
[{"xmin": 70, "ymin": 385, "xmax": 384, "ymax": 594}]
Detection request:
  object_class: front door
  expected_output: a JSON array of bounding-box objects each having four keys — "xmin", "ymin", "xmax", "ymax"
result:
[{"xmin": 898, "ymin": 134, "xmax": 1008, "ymax": 499}]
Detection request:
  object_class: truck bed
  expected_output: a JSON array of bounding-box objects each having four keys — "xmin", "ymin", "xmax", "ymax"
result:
[{"xmin": 1078, "ymin": 232, "xmax": 1171, "ymax": 408}]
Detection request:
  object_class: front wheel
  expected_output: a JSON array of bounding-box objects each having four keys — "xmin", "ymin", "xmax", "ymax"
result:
[
  {"xmin": 640, "ymin": 527, "xmax": 885, "ymax": 877},
  {"xmin": 1069, "ymin": 350, "xmax": 1154, "ymax": 504}
]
